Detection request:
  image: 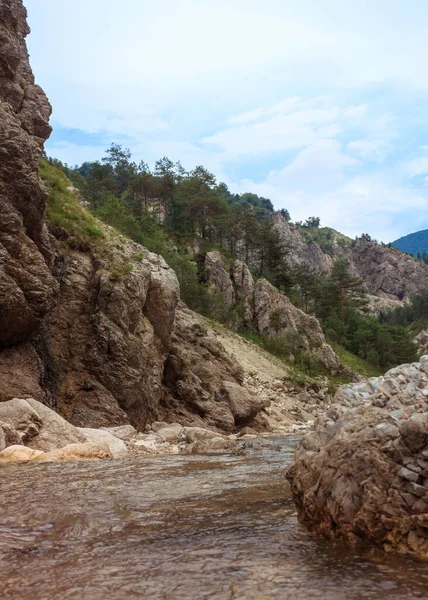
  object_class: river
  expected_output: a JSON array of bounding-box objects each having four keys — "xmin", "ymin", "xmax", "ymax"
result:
[{"xmin": 1, "ymin": 437, "xmax": 427, "ymax": 599}]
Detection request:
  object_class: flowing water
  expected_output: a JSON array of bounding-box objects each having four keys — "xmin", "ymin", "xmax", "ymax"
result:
[{"xmin": 1, "ymin": 437, "xmax": 427, "ymax": 600}]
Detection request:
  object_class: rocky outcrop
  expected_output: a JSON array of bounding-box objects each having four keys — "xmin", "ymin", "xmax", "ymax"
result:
[
  {"xmin": 37, "ymin": 228, "xmax": 180, "ymax": 430},
  {"xmin": 161, "ymin": 303, "xmax": 264, "ymax": 431},
  {"xmin": 0, "ymin": 0, "xmax": 56, "ymax": 347},
  {"xmin": 253, "ymin": 278, "xmax": 344, "ymax": 374},
  {"xmin": 350, "ymin": 238, "xmax": 428, "ymax": 299},
  {"xmin": 272, "ymin": 214, "xmax": 332, "ymax": 275},
  {"xmin": 205, "ymin": 251, "xmax": 235, "ymax": 308},
  {"xmin": 286, "ymin": 357, "xmax": 428, "ymax": 558},
  {"xmin": 232, "ymin": 260, "xmax": 255, "ymax": 327},
  {"xmin": 272, "ymin": 214, "xmax": 428, "ymax": 301},
  {"xmin": 204, "ymin": 252, "xmax": 349, "ymax": 377}
]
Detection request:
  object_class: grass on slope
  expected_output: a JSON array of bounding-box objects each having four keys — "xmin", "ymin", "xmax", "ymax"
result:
[
  {"xmin": 329, "ymin": 342, "xmax": 382, "ymax": 378},
  {"xmin": 40, "ymin": 159, "xmax": 103, "ymax": 246}
]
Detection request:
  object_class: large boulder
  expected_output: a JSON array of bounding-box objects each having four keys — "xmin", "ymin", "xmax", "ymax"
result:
[
  {"xmin": 77, "ymin": 427, "xmax": 128, "ymax": 458},
  {"xmin": 215, "ymin": 381, "xmax": 264, "ymax": 427},
  {"xmin": 0, "ymin": 398, "xmax": 84, "ymax": 451},
  {"xmin": 286, "ymin": 357, "xmax": 428, "ymax": 559}
]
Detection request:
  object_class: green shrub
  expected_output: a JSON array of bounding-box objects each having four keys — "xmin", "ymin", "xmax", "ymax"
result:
[{"xmin": 40, "ymin": 159, "xmax": 103, "ymax": 246}]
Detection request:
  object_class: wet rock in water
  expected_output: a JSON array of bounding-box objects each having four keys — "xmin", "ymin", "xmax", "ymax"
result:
[
  {"xmin": 286, "ymin": 357, "xmax": 428, "ymax": 559},
  {"xmin": 183, "ymin": 426, "xmax": 225, "ymax": 444},
  {"xmin": 184, "ymin": 436, "xmax": 236, "ymax": 454},
  {"xmin": 35, "ymin": 441, "xmax": 113, "ymax": 462},
  {"xmin": 0, "ymin": 445, "xmax": 45, "ymax": 463},
  {"xmin": 78, "ymin": 428, "xmax": 128, "ymax": 459}
]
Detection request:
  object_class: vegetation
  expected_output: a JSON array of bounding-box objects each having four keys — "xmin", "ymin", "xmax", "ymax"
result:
[
  {"xmin": 380, "ymin": 290, "xmax": 428, "ymax": 334},
  {"xmin": 42, "ymin": 147, "xmax": 418, "ymax": 375},
  {"xmin": 40, "ymin": 159, "xmax": 103, "ymax": 246},
  {"xmin": 299, "ymin": 226, "xmax": 352, "ymax": 256},
  {"xmin": 289, "ymin": 258, "xmax": 417, "ymax": 370},
  {"xmin": 392, "ymin": 228, "xmax": 428, "ymax": 259}
]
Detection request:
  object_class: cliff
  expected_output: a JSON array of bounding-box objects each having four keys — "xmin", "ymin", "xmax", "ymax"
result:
[
  {"xmin": 0, "ymin": 0, "xmax": 266, "ymax": 434},
  {"xmin": 273, "ymin": 215, "xmax": 428, "ymax": 301},
  {"xmin": 0, "ymin": 0, "xmax": 56, "ymax": 347}
]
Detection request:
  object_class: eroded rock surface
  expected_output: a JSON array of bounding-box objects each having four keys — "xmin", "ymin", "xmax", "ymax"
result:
[
  {"xmin": 0, "ymin": 0, "xmax": 56, "ymax": 346},
  {"xmin": 286, "ymin": 357, "xmax": 428, "ymax": 559},
  {"xmin": 204, "ymin": 251, "xmax": 351, "ymax": 377},
  {"xmin": 272, "ymin": 213, "xmax": 428, "ymax": 301}
]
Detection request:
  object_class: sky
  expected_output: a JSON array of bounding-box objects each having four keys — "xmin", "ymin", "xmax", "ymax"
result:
[{"xmin": 25, "ymin": 0, "xmax": 428, "ymax": 242}]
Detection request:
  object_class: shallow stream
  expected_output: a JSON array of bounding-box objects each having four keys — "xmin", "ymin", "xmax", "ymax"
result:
[{"xmin": 1, "ymin": 437, "xmax": 427, "ymax": 599}]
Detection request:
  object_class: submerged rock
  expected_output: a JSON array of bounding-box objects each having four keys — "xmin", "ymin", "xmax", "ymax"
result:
[{"xmin": 286, "ymin": 357, "xmax": 428, "ymax": 559}]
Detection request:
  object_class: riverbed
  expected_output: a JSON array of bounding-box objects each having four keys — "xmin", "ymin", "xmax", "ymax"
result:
[{"xmin": 1, "ymin": 438, "xmax": 427, "ymax": 599}]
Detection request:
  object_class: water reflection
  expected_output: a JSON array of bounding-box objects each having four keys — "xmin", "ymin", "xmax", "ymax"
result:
[{"xmin": 0, "ymin": 437, "xmax": 427, "ymax": 599}]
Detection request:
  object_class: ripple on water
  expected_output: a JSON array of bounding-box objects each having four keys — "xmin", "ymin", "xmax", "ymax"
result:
[{"xmin": 0, "ymin": 438, "xmax": 427, "ymax": 599}]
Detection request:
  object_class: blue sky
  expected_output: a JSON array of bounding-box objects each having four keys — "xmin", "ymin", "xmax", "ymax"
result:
[{"xmin": 26, "ymin": 0, "xmax": 428, "ymax": 242}]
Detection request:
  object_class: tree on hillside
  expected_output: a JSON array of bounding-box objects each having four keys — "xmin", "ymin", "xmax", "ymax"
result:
[
  {"xmin": 279, "ymin": 208, "xmax": 291, "ymax": 221},
  {"xmin": 154, "ymin": 157, "xmax": 175, "ymax": 221},
  {"xmin": 304, "ymin": 216, "xmax": 321, "ymax": 228},
  {"xmin": 102, "ymin": 143, "xmax": 133, "ymax": 196},
  {"xmin": 329, "ymin": 258, "xmax": 367, "ymax": 321}
]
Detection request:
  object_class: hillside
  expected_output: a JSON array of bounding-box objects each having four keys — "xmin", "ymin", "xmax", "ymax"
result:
[{"xmin": 392, "ymin": 228, "xmax": 428, "ymax": 258}]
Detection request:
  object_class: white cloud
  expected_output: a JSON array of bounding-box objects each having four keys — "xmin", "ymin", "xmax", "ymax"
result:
[
  {"xmin": 232, "ymin": 170, "xmax": 428, "ymax": 242},
  {"xmin": 25, "ymin": 0, "xmax": 428, "ymax": 242},
  {"xmin": 203, "ymin": 99, "xmax": 343, "ymax": 158},
  {"xmin": 406, "ymin": 155, "xmax": 428, "ymax": 178}
]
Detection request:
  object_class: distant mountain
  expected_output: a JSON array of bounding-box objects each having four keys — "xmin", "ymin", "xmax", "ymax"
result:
[{"xmin": 392, "ymin": 229, "xmax": 428, "ymax": 257}]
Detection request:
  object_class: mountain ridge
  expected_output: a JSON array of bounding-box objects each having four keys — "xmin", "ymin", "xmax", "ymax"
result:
[{"xmin": 392, "ymin": 228, "xmax": 428, "ymax": 258}]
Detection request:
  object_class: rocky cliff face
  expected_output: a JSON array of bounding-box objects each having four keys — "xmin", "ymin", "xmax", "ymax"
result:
[
  {"xmin": 273, "ymin": 214, "xmax": 428, "ymax": 300},
  {"xmin": 0, "ymin": 0, "xmax": 56, "ymax": 347},
  {"xmin": 350, "ymin": 238, "xmax": 428, "ymax": 300},
  {"xmin": 272, "ymin": 214, "xmax": 332, "ymax": 275},
  {"xmin": 204, "ymin": 251, "xmax": 352, "ymax": 378},
  {"xmin": 286, "ymin": 359, "xmax": 428, "ymax": 558},
  {"xmin": 0, "ymin": 0, "xmax": 266, "ymax": 435}
]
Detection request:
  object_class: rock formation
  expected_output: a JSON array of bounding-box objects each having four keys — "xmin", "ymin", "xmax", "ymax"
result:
[
  {"xmin": 272, "ymin": 214, "xmax": 332, "ymax": 275},
  {"xmin": 204, "ymin": 251, "xmax": 351, "ymax": 377},
  {"xmin": 286, "ymin": 357, "xmax": 428, "ymax": 559},
  {"xmin": 273, "ymin": 214, "xmax": 428, "ymax": 300},
  {"xmin": 0, "ymin": 0, "xmax": 56, "ymax": 347},
  {"xmin": 0, "ymin": 1, "xmax": 266, "ymax": 437}
]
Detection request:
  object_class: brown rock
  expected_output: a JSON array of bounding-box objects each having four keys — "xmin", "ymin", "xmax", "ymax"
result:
[
  {"xmin": 0, "ymin": 0, "xmax": 56, "ymax": 347},
  {"xmin": 286, "ymin": 358, "xmax": 428, "ymax": 559},
  {"xmin": 35, "ymin": 441, "xmax": 112, "ymax": 462},
  {"xmin": 216, "ymin": 381, "xmax": 263, "ymax": 426},
  {"xmin": 0, "ymin": 444, "xmax": 45, "ymax": 463},
  {"xmin": 205, "ymin": 251, "xmax": 235, "ymax": 309}
]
